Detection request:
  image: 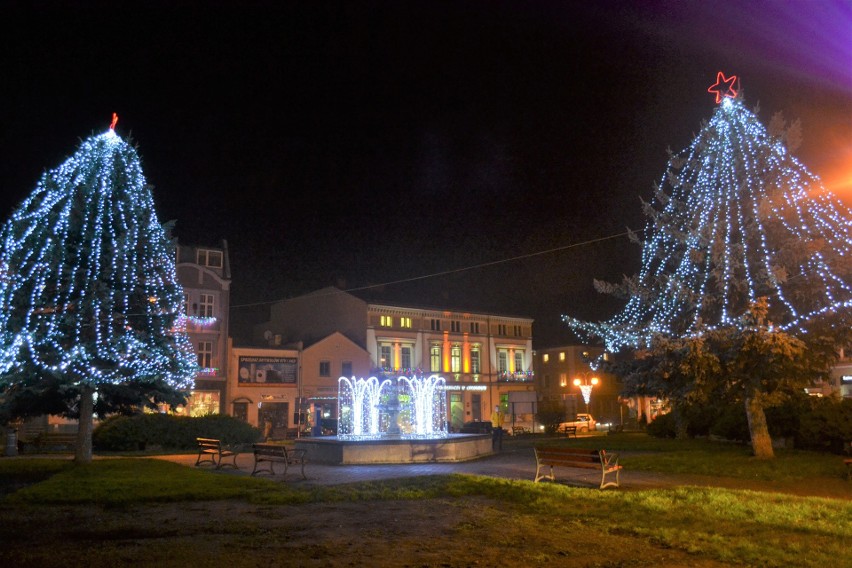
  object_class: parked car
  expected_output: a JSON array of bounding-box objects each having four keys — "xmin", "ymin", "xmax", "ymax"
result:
[
  {"xmin": 558, "ymin": 413, "xmax": 596, "ymax": 433},
  {"xmin": 459, "ymin": 420, "xmax": 493, "ymax": 434}
]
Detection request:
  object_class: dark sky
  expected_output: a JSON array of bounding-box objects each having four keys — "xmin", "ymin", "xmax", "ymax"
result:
[{"xmin": 1, "ymin": 1, "xmax": 850, "ymax": 347}]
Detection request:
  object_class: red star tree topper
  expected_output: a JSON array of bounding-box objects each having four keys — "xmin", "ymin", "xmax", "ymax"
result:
[{"xmin": 708, "ymin": 71, "xmax": 738, "ymax": 103}]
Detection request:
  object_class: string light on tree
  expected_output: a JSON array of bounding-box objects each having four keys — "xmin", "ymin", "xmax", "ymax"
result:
[
  {"xmin": 564, "ymin": 73, "xmax": 852, "ymax": 352},
  {"xmin": 0, "ymin": 115, "xmax": 196, "ymax": 461}
]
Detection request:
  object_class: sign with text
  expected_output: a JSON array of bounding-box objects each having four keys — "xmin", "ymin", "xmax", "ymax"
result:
[{"xmin": 238, "ymin": 356, "xmax": 297, "ymax": 385}]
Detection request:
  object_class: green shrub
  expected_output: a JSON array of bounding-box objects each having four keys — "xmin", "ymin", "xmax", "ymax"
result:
[
  {"xmin": 93, "ymin": 414, "xmax": 261, "ymax": 451},
  {"xmin": 646, "ymin": 411, "xmax": 676, "ymax": 438},
  {"xmin": 708, "ymin": 404, "xmax": 750, "ymax": 441},
  {"xmin": 795, "ymin": 396, "xmax": 852, "ymax": 453}
]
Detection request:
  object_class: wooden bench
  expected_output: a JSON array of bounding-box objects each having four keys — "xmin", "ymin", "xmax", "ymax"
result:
[
  {"xmin": 251, "ymin": 443, "xmax": 307, "ymax": 479},
  {"xmin": 512, "ymin": 426, "xmax": 530, "ymax": 436},
  {"xmin": 534, "ymin": 446, "xmax": 622, "ymax": 489},
  {"xmin": 31, "ymin": 432, "xmax": 77, "ymax": 453},
  {"xmin": 195, "ymin": 437, "xmax": 239, "ymax": 469},
  {"xmin": 560, "ymin": 425, "xmax": 577, "ymax": 438}
]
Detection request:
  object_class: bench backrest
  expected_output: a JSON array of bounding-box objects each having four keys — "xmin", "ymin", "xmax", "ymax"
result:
[
  {"xmin": 197, "ymin": 438, "xmax": 222, "ymax": 450},
  {"xmin": 253, "ymin": 443, "xmax": 288, "ymax": 456},
  {"xmin": 535, "ymin": 447, "xmax": 601, "ymax": 465}
]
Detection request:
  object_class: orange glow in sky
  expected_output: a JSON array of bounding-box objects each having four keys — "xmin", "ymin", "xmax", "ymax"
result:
[{"xmin": 818, "ymin": 159, "xmax": 852, "ymax": 209}]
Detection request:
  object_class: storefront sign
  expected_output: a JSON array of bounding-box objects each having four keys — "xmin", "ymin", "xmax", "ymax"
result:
[
  {"xmin": 441, "ymin": 384, "xmax": 487, "ymax": 391},
  {"xmin": 238, "ymin": 356, "xmax": 297, "ymax": 385}
]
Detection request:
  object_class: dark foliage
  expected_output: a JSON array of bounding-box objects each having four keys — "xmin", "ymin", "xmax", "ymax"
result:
[{"xmin": 93, "ymin": 414, "xmax": 261, "ymax": 452}]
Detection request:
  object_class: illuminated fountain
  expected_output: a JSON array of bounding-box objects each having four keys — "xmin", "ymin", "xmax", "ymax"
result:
[
  {"xmin": 296, "ymin": 373, "xmax": 487, "ymax": 464},
  {"xmin": 337, "ymin": 374, "xmax": 448, "ymax": 439}
]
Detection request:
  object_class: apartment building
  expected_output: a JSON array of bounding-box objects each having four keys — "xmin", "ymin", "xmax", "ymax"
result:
[
  {"xmin": 534, "ymin": 345, "xmax": 628, "ymax": 426},
  {"xmin": 252, "ymin": 287, "xmax": 534, "ymax": 431},
  {"xmin": 175, "ymin": 241, "xmax": 231, "ymax": 415}
]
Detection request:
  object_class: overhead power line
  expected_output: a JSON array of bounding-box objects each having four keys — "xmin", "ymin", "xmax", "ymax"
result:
[{"xmin": 232, "ymin": 231, "xmax": 631, "ymax": 309}]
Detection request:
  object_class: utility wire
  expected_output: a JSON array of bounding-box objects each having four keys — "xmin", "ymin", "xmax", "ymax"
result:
[{"xmin": 231, "ymin": 231, "xmax": 631, "ymax": 309}]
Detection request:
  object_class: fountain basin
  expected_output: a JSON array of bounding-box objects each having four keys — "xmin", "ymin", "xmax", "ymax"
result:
[{"xmin": 295, "ymin": 433, "xmax": 492, "ymax": 464}]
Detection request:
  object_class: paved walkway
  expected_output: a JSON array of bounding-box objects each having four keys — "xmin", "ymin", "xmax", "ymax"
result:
[
  {"xmin": 152, "ymin": 446, "xmax": 852, "ymax": 498},
  {"xmin": 153, "ymin": 446, "xmax": 721, "ymax": 492}
]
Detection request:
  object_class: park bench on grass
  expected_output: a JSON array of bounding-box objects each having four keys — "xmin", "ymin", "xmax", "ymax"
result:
[
  {"xmin": 560, "ymin": 425, "xmax": 577, "ymax": 438},
  {"xmin": 31, "ymin": 432, "xmax": 77, "ymax": 453},
  {"xmin": 251, "ymin": 443, "xmax": 307, "ymax": 479},
  {"xmin": 195, "ymin": 438, "xmax": 239, "ymax": 470},
  {"xmin": 534, "ymin": 446, "xmax": 622, "ymax": 489}
]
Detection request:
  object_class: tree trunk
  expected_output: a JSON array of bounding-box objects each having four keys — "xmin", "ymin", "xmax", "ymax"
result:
[
  {"xmin": 673, "ymin": 405, "xmax": 689, "ymax": 440},
  {"xmin": 74, "ymin": 387, "xmax": 94, "ymax": 464},
  {"xmin": 744, "ymin": 394, "xmax": 774, "ymax": 459}
]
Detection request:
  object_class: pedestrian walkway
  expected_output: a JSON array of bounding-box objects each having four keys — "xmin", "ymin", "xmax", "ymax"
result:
[
  {"xmin": 153, "ymin": 446, "xmax": 852, "ymax": 498},
  {"xmin": 155, "ymin": 446, "xmax": 674, "ymax": 491}
]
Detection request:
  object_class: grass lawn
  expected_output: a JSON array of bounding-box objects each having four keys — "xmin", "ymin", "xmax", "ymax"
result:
[
  {"xmin": 542, "ymin": 433, "xmax": 849, "ymax": 481},
  {"xmin": 1, "ymin": 436, "xmax": 849, "ymax": 567}
]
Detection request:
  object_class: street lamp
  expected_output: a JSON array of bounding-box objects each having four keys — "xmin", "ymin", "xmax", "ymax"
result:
[{"xmin": 573, "ymin": 373, "xmax": 599, "ymax": 414}]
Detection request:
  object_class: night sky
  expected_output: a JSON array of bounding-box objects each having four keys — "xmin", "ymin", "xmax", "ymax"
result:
[{"xmin": 1, "ymin": 1, "xmax": 850, "ymax": 347}]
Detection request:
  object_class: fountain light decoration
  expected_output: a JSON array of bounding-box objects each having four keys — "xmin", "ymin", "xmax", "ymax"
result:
[
  {"xmin": 337, "ymin": 374, "xmax": 449, "ymax": 439},
  {"xmin": 337, "ymin": 375, "xmax": 390, "ymax": 438},
  {"xmin": 564, "ymin": 76, "xmax": 852, "ymax": 352},
  {"xmin": 0, "ymin": 116, "xmax": 196, "ymax": 387},
  {"xmin": 398, "ymin": 374, "xmax": 448, "ymax": 438}
]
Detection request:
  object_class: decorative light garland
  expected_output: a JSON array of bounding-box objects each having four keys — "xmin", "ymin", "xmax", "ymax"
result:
[
  {"xmin": 564, "ymin": 77, "xmax": 852, "ymax": 352},
  {"xmin": 0, "ymin": 118, "xmax": 197, "ymax": 388}
]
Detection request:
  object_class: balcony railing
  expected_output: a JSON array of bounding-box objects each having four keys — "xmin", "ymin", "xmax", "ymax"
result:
[{"xmin": 497, "ymin": 370, "xmax": 535, "ymax": 383}]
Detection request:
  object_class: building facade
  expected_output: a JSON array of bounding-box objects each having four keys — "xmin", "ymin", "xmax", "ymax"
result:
[
  {"xmin": 253, "ymin": 287, "xmax": 535, "ymax": 432},
  {"xmin": 227, "ymin": 342, "xmax": 300, "ymax": 438},
  {"xmin": 534, "ymin": 345, "xmax": 627, "ymax": 426},
  {"xmin": 176, "ymin": 241, "xmax": 231, "ymax": 416}
]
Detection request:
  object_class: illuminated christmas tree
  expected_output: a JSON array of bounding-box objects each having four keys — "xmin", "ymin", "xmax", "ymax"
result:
[
  {"xmin": 565, "ymin": 73, "xmax": 852, "ymax": 353},
  {"xmin": 0, "ymin": 116, "xmax": 196, "ymax": 462}
]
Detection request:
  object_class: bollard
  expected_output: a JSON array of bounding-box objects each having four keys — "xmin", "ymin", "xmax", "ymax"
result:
[{"xmin": 5, "ymin": 428, "xmax": 18, "ymax": 457}]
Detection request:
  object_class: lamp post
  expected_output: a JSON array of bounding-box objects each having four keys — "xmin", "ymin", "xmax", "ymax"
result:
[{"xmin": 573, "ymin": 373, "xmax": 599, "ymax": 414}]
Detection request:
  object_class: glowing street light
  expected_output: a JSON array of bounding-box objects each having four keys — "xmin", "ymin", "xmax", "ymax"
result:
[{"xmin": 573, "ymin": 373, "xmax": 599, "ymax": 413}]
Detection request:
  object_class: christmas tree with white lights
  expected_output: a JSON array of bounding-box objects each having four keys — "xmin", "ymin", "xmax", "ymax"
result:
[
  {"xmin": 565, "ymin": 73, "xmax": 852, "ymax": 353},
  {"xmin": 0, "ymin": 115, "xmax": 196, "ymax": 462}
]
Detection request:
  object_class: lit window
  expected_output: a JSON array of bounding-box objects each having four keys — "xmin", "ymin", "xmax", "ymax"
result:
[
  {"xmin": 186, "ymin": 390, "xmax": 219, "ymax": 416},
  {"xmin": 430, "ymin": 345, "xmax": 442, "ymax": 371},
  {"xmin": 497, "ymin": 351, "xmax": 508, "ymax": 373},
  {"xmin": 451, "ymin": 345, "xmax": 461, "ymax": 372},
  {"xmin": 380, "ymin": 315, "xmax": 393, "ymax": 327},
  {"xmin": 514, "ymin": 351, "xmax": 524, "ymax": 373},
  {"xmin": 560, "ymin": 373, "xmax": 567, "ymax": 387},
  {"xmin": 198, "ymin": 293, "xmax": 214, "ymax": 317},
  {"xmin": 380, "ymin": 345, "xmax": 392, "ymax": 370},
  {"xmin": 543, "ymin": 354, "xmax": 549, "ymax": 363},
  {"xmin": 319, "ymin": 361, "xmax": 331, "ymax": 377},
  {"xmin": 400, "ymin": 317, "xmax": 412, "ymax": 328},
  {"xmin": 471, "ymin": 348, "xmax": 481, "ymax": 374},
  {"xmin": 559, "ymin": 352, "xmax": 566, "ymax": 362},
  {"xmin": 197, "ymin": 341, "xmax": 213, "ymax": 369}
]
